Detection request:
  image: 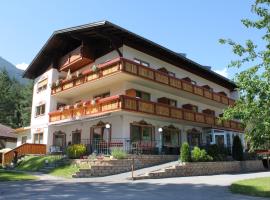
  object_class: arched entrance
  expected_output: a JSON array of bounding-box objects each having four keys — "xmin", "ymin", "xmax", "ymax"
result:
[
  {"xmin": 187, "ymin": 128, "xmax": 202, "ymax": 147},
  {"xmin": 90, "ymin": 121, "xmax": 111, "ymax": 142},
  {"xmin": 130, "ymin": 120, "xmax": 156, "ymax": 154},
  {"xmin": 162, "ymin": 125, "xmax": 181, "ymax": 154},
  {"xmin": 53, "ymin": 131, "xmax": 66, "ymax": 149}
]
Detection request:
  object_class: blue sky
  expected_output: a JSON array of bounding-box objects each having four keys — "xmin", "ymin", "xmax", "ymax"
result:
[{"xmin": 0, "ymin": 0, "xmax": 262, "ymax": 78}]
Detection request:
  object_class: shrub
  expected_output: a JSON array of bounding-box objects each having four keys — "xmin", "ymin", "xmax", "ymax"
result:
[
  {"xmin": 206, "ymin": 144, "xmax": 228, "ymax": 161},
  {"xmin": 232, "ymin": 136, "xmax": 243, "ymax": 161},
  {"xmin": 111, "ymin": 148, "xmax": 127, "ymax": 159},
  {"xmin": 191, "ymin": 147, "xmax": 213, "ymax": 162},
  {"xmin": 180, "ymin": 142, "xmax": 191, "ymax": 162},
  {"xmin": 66, "ymin": 144, "xmax": 86, "ymax": 159}
]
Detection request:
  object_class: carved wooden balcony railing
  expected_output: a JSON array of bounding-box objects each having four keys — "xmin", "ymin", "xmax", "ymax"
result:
[
  {"xmin": 58, "ymin": 45, "xmax": 93, "ymax": 72},
  {"xmin": 49, "ymin": 95, "xmax": 243, "ymax": 132},
  {"xmin": 51, "ymin": 57, "xmax": 236, "ymax": 106}
]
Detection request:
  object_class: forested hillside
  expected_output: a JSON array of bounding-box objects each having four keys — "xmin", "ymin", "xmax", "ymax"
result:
[{"xmin": 0, "ymin": 69, "xmax": 33, "ymax": 128}]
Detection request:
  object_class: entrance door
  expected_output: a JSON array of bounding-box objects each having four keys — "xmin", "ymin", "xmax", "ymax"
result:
[
  {"xmin": 53, "ymin": 131, "xmax": 66, "ymax": 148},
  {"xmin": 215, "ymin": 135, "xmax": 225, "ymax": 147}
]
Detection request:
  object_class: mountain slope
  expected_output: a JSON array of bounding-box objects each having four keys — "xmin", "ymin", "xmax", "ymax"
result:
[{"xmin": 0, "ymin": 56, "xmax": 28, "ymax": 84}]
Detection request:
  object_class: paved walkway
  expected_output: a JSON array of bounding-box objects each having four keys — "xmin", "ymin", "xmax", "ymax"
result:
[{"xmin": 0, "ymin": 171, "xmax": 269, "ymax": 199}]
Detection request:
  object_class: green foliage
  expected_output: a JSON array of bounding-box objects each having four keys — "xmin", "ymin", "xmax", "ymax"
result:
[
  {"xmin": 66, "ymin": 144, "xmax": 86, "ymax": 159},
  {"xmin": 16, "ymin": 155, "xmax": 61, "ymax": 171},
  {"xmin": 49, "ymin": 164, "xmax": 80, "ymax": 178},
  {"xmin": 191, "ymin": 147, "xmax": 213, "ymax": 162},
  {"xmin": 232, "ymin": 136, "xmax": 244, "ymax": 161},
  {"xmin": 0, "ymin": 69, "xmax": 33, "ymax": 128},
  {"xmin": 230, "ymin": 177, "xmax": 270, "ymax": 197},
  {"xmin": 180, "ymin": 142, "xmax": 191, "ymax": 162},
  {"xmin": 111, "ymin": 148, "xmax": 127, "ymax": 159},
  {"xmin": 0, "ymin": 170, "xmax": 37, "ymax": 181},
  {"xmin": 206, "ymin": 144, "xmax": 228, "ymax": 161},
  {"xmin": 220, "ymin": 1, "xmax": 270, "ymax": 150}
]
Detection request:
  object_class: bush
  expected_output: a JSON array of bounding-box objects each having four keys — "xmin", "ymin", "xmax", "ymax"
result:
[
  {"xmin": 66, "ymin": 144, "xmax": 86, "ymax": 159},
  {"xmin": 191, "ymin": 147, "xmax": 213, "ymax": 162},
  {"xmin": 206, "ymin": 144, "xmax": 228, "ymax": 161},
  {"xmin": 111, "ymin": 148, "xmax": 127, "ymax": 159},
  {"xmin": 232, "ymin": 136, "xmax": 243, "ymax": 161},
  {"xmin": 180, "ymin": 142, "xmax": 191, "ymax": 162}
]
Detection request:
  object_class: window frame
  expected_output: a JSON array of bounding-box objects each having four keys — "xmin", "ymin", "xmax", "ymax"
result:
[
  {"xmin": 35, "ymin": 104, "xmax": 46, "ymax": 117},
  {"xmin": 33, "ymin": 133, "xmax": 43, "ymax": 144},
  {"xmin": 37, "ymin": 78, "xmax": 48, "ymax": 93},
  {"xmin": 134, "ymin": 58, "xmax": 150, "ymax": 67}
]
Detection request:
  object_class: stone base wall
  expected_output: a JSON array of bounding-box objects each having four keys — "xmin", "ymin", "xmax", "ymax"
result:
[
  {"xmin": 144, "ymin": 160, "xmax": 266, "ymax": 179},
  {"xmin": 73, "ymin": 155, "xmax": 178, "ymax": 178}
]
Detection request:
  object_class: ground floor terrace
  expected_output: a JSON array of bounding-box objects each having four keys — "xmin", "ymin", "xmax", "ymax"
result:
[{"xmin": 46, "ymin": 112, "xmax": 245, "ymax": 155}]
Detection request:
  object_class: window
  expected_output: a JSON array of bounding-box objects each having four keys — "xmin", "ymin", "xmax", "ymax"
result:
[
  {"xmin": 134, "ymin": 58, "xmax": 150, "ymax": 67},
  {"xmin": 163, "ymin": 126, "xmax": 180, "ymax": 147},
  {"xmin": 202, "ymin": 109, "xmax": 215, "ymax": 116},
  {"xmin": 187, "ymin": 130, "xmax": 201, "ymax": 147},
  {"xmin": 91, "ymin": 121, "xmax": 111, "ymax": 142},
  {"xmin": 37, "ymin": 79, "xmax": 47, "ymax": 93},
  {"xmin": 158, "ymin": 97, "xmax": 177, "ymax": 107},
  {"xmin": 33, "ymin": 133, "xmax": 43, "ymax": 144},
  {"xmin": 93, "ymin": 92, "xmax": 110, "ymax": 100},
  {"xmin": 157, "ymin": 68, "xmax": 176, "ymax": 77},
  {"xmin": 182, "ymin": 104, "xmax": 198, "ymax": 112},
  {"xmin": 72, "ymin": 130, "xmax": 81, "ymax": 144},
  {"xmin": 57, "ymin": 103, "xmax": 66, "ymax": 110},
  {"xmin": 35, "ymin": 104, "xmax": 45, "ymax": 117},
  {"xmin": 21, "ymin": 136, "xmax": 27, "ymax": 144},
  {"xmin": 130, "ymin": 121, "xmax": 154, "ymax": 142},
  {"xmin": 136, "ymin": 90, "xmax": 151, "ymax": 101}
]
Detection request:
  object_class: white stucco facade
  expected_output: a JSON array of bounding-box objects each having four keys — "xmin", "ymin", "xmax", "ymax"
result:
[{"xmin": 26, "ymin": 44, "xmax": 244, "ymax": 153}]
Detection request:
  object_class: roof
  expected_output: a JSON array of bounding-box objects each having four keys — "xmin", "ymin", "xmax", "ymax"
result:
[
  {"xmin": 24, "ymin": 21, "xmax": 237, "ymax": 90},
  {"xmin": 15, "ymin": 126, "xmax": 30, "ymax": 134},
  {"xmin": 0, "ymin": 124, "xmax": 17, "ymax": 139}
]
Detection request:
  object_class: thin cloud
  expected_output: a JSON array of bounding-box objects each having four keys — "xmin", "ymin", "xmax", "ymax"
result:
[{"xmin": 16, "ymin": 62, "xmax": 29, "ymax": 70}]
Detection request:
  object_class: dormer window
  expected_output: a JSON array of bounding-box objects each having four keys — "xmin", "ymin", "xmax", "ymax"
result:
[
  {"xmin": 134, "ymin": 58, "xmax": 150, "ymax": 67},
  {"xmin": 182, "ymin": 104, "xmax": 198, "ymax": 112}
]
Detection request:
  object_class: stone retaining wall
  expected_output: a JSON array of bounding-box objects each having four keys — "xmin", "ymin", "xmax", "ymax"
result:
[
  {"xmin": 143, "ymin": 160, "xmax": 266, "ymax": 179},
  {"xmin": 73, "ymin": 155, "xmax": 178, "ymax": 178}
]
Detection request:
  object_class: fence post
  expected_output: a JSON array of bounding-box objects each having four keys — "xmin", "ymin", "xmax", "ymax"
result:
[{"xmin": 131, "ymin": 157, "xmax": 135, "ymax": 180}]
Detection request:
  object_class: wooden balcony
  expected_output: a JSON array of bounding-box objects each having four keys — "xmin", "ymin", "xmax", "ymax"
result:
[
  {"xmin": 49, "ymin": 95, "xmax": 243, "ymax": 132},
  {"xmin": 58, "ymin": 45, "xmax": 93, "ymax": 72},
  {"xmin": 51, "ymin": 57, "xmax": 236, "ymax": 106}
]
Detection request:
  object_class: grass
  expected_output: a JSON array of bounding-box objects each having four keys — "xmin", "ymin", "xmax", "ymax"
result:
[
  {"xmin": 0, "ymin": 170, "xmax": 37, "ymax": 181},
  {"xmin": 16, "ymin": 155, "xmax": 62, "ymax": 171},
  {"xmin": 49, "ymin": 164, "xmax": 80, "ymax": 178},
  {"xmin": 230, "ymin": 177, "xmax": 270, "ymax": 197}
]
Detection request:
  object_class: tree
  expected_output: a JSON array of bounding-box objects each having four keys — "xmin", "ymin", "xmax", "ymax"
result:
[
  {"xmin": 0, "ymin": 68, "xmax": 33, "ymax": 128},
  {"xmin": 180, "ymin": 142, "xmax": 191, "ymax": 162},
  {"xmin": 232, "ymin": 136, "xmax": 244, "ymax": 161},
  {"xmin": 220, "ymin": 0, "xmax": 270, "ymax": 150}
]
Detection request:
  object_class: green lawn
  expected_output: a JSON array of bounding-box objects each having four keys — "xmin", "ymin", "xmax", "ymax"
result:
[
  {"xmin": 16, "ymin": 155, "xmax": 62, "ymax": 171},
  {"xmin": 230, "ymin": 177, "xmax": 270, "ymax": 197},
  {"xmin": 49, "ymin": 164, "xmax": 80, "ymax": 178},
  {"xmin": 0, "ymin": 170, "xmax": 37, "ymax": 181}
]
